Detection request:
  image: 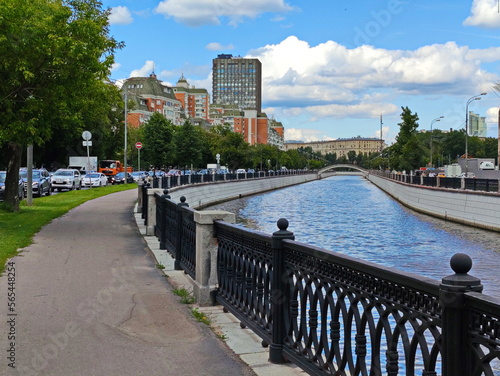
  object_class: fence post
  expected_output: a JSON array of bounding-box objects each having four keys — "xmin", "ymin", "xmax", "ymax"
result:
[
  {"xmin": 269, "ymin": 218, "xmax": 295, "ymax": 364},
  {"xmin": 193, "ymin": 210, "xmax": 235, "ymax": 306},
  {"xmin": 174, "ymin": 196, "xmax": 189, "ymax": 271},
  {"xmin": 439, "ymin": 253, "xmax": 483, "ymax": 376},
  {"xmin": 159, "ymin": 189, "xmax": 170, "ymax": 250},
  {"xmin": 141, "ymin": 182, "xmax": 150, "ymax": 222}
]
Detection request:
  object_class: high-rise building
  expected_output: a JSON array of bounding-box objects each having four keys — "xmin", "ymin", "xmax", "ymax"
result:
[
  {"xmin": 173, "ymin": 74, "xmax": 210, "ymax": 122},
  {"xmin": 469, "ymin": 111, "xmax": 487, "ymax": 138},
  {"xmin": 212, "ymin": 54, "xmax": 262, "ymax": 112}
]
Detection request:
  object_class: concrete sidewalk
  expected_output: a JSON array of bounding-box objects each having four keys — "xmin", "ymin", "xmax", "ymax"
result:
[{"xmin": 0, "ymin": 190, "xmax": 261, "ymax": 375}]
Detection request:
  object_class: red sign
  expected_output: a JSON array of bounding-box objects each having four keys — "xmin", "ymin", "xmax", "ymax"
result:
[{"xmin": 135, "ymin": 142, "xmax": 143, "ymax": 149}]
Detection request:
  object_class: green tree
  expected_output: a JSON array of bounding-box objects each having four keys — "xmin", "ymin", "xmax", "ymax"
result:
[
  {"xmin": 172, "ymin": 121, "xmax": 203, "ymax": 170},
  {"xmin": 442, "ymin": 130, "xmax": 465, "ymax": 162},
  {"xmin": 391, "ymin": 107, "xmax": 423, "ymax": 171},
  {"xmin": 0, "ymin": 0, "xmax": 122, "ymax": 210},
  {"xmin": 141, "ymin": 113, "xmax": 174, "ymax": 169}
]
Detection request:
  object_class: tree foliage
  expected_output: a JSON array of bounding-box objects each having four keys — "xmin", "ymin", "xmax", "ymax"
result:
[
  {"xmin": 172, "ymin": 121, "xmax": 203, "ymax": 169},
  {"xmin": 0, "ymin": 0, "xmax": 122, "ymax": 210},
  {"xmin": 140, "ymin": 113, "xmax": 174, "ymax": 169}
]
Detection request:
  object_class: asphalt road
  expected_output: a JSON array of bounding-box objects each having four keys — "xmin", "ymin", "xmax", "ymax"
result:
[{"xmin": 0, "ymin": 189, "xmax": 256, "ymax": 376}]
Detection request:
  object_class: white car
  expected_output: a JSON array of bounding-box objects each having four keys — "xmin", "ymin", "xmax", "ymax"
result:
[
  {"xmin": 81, "ymin": 172, "xmax": 108, "ymax": 188},
  {"xmin": 236, "ymin": 169, "xmax": 246, "ymax": 174},
  {"xmin": 51, "ymin": 169, "xmax": 82, "ymax": 191}
]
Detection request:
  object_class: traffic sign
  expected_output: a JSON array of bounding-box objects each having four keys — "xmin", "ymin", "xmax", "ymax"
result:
[
  {"xmin": 82, "ymin": 131, "xmax": 92, "ymax": 141},
  {"xmin": 135, "ymin": 142, "xmax": 143, "ymax": 149},
  {"xmin": 82, "ymin": 141, "xmax": 92, "ymax": 146}
]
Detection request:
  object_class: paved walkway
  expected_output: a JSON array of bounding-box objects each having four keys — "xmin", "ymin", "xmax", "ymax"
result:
[{"xmin": 0, "ymin": 190, "xmax": 258, "ymax": 376}]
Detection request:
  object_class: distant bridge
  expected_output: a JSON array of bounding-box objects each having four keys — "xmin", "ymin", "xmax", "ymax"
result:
[{"xmin": 317, "ymin": 164, "xmax": 369, "ymax": 178}]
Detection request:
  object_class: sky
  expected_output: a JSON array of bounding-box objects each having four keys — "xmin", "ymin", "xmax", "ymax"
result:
[{"xmin": 102, "ymin": 0, "xmax": 500, "ymax": 144}]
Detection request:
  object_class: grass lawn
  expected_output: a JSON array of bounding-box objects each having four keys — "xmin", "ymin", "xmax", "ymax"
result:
[{"xmin": 0, "ymin": 184, "xmax": 137, "ymax": 273}]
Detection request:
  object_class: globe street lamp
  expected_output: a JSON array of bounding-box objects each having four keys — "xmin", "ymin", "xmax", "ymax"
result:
[
  {"xmin": 430, "ymin": 116, "xmax": 444, "ymax": 168},
  {"xmin": 465, "ymin": 93, "xmax": 487, "ymax": 174}
]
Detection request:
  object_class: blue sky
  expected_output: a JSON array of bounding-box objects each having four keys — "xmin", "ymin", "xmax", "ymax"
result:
[{"xmin": 102, "ymin": 0, "xmax": 500, "ymax": 144}]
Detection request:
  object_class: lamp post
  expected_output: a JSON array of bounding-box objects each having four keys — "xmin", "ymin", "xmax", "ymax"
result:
[
  {"xmin": 430, "ymin": 116, "xmax": 444, "ymax": 168},
  {"xmin": 124, "ymin": 86, "xmax": 128, "ymax": 178},
  {"xmin": 465, "ymin": 93, "xmax": 487, "ymax": 174}
]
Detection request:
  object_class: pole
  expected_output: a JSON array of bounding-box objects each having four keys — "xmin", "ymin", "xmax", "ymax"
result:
[
  {"xmin": 380, "ymin": 113, "xmax": 383, "ymax": 153},
  {"xmin": 86, "ymin": 140, "xmax": 90, "ymax": 172},
  {"xmin": 138, "ymin": 147, "xmax": 141, "ymax": 171},
  {"xmin": 27, "ymin": 145, "xmax": 33, "ymax": 206},
  {"xmin": 430, "ymin": 116, "xmax": 444, "ymax": 168},
  {"xmin": 465, "ymin": 93, "xmax": 487, "ymax": 175},
  {"xmin": 124, "ymin": 87, "xmax": 128, "ymax": 177}
]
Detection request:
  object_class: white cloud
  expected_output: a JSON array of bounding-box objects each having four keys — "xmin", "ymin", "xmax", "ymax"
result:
[
  {"xmin": 284, "ymin": 128, "xmax": 333, "ymax": 142},
  {"xmin": 130, "ymin": 61, "xmax": 156, "ymax": 77},
  {"xmin": 245, "ymin": 36, "xmax": 500, "ymax": 123},
  {"xmin": 206, "ymin": 42, "xmax": 235, "ymax": 51},
  {"xmin": 486, "ymin": 106, "xmax": 500, "ymax": 124},
  {"xmin": 111, "ymin": 62, "xmax": 121, "ymax": 72},
  {"xmin": 154, "ymin": 0, "xmax": 294, "ymax": 27},
  {"xmin": 463, "ymin": 0, "xmax": 500, "ymax": 28},
  {"xmin": 109, "ymin": 6, "xmax": 133, "ymax": 25}
]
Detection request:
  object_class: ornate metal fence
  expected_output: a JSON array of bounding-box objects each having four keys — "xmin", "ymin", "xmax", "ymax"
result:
[
  {"xmin": 179, "ymin": 204, "xmax": 196, "ymax": 279},
  {"xmin": 212, "ymin": 218, "xmax": 500, "ymax": 376},
  {"xmin": 373, "ymin": 170, "xmax": 500, "ymax": 193},
  {"xmin": 215, "ymin": 222, "xmax": 274, "ymax": 344},
  {"xmin": 148, "ymin": 171, "xmax": 500, "ymax": 375}
]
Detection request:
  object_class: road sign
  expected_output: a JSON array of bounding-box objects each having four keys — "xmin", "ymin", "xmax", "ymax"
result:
[
  {"xmin": 135, "ymin": 142, "xmax": 143, "ymax": 149},
  {"xmin": 82, "ymin": 131, "xmax": 92, "ymax": 141},
  {"xmin": 82, "ymin": 141, "xmax": 92, "ymax": 146}
]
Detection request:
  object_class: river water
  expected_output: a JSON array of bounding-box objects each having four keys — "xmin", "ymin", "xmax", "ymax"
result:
[{"xmin": 207, "ymin": 175, "xmax": 500, "ymax": 297}]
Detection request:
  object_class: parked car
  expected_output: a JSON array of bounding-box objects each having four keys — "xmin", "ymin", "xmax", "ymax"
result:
[
  {"xmin": 19, "ymin": 168, "xmax": 51, "ymax": 197},
  {"xmin": 51, "ymin": 169, "xmax": 82, "ymax": 191},
  {"xmin": 236, "ymin": 169, "xmax": 246, "ymax": 174},
  {"xmin": 166, "ymin": 169, "xmax": 181, "ymax": 176},
  {"xmin": 247, "ymin": 169, "xmax": 255, "ymax": 174},
  {"xmin": 0, "ymin": 171, "xmax": 24, "ymax": 201},
  {"xmin": 81, "ymin": 172, "xmax": 108, "ymax": 188},
  {"xmin": 113, "ymin": 172, "xmax": 134, "ymax": 184},
  {"xmin": 131, "ymin": 171, "xmax": 148, "ymax": 182}
]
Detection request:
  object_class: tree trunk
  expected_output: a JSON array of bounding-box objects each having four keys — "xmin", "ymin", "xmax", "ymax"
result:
[{"xmin": 4, "ymin": 142, "xmax": 22, "ymax": 212}]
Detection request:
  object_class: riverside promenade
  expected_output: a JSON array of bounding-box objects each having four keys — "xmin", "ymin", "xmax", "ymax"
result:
[{"xmin": 0, "ymin": 189, "xmax": 301, "ymax": 376}]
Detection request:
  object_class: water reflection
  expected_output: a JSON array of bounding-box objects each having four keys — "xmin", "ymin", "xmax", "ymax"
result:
[{"xmin": 207, "ymin": 175, "xmax": 500, "ymax": 296}]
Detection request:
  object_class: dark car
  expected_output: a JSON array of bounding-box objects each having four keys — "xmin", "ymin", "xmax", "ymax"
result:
[
  {"xmin": 113, "ymin": 172, "xmax": 134, "ymax": 184},
  {"xmin": 19, "ymin": 168, "xmax": 51, "ymax": 197},
  {"xmin": 0, "ymin": 171, "xmax": 24, "ymax": 201}
]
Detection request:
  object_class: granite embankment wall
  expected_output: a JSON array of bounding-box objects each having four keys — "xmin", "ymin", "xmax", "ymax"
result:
[
  {"xmin": 166, "ymin": 173, "xmax": 319, "ymax": 208},
  {"xmin": 141, "ymin": 173, "xmax": 320, "ymax": 235},
  {"xmin": 367, "ymin": 173, "xmax": 500, "ymax": 232}
]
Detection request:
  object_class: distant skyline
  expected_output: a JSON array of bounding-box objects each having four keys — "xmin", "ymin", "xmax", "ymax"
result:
[{"xmin": 103, "ymin": 0, "xmax": 500, "ymax": 144}]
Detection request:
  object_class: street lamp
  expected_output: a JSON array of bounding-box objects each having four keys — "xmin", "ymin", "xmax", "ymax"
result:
[
  {"xmin": 465, "ymin": 92, "xmax": 487, "ymax": 174},
  {"xmin": 124, "ymin": 86, "xmax": 129, "ymax": 178},
  {"xmin": 430, "ymin": 116, "xmax": 444, "ymax": 168}
]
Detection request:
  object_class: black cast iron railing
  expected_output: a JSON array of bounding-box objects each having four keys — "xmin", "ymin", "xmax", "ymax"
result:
[
  {"xmin": 147, "ymin": 171, "xmax": 500, "ymax": 375},
  {"xmin": 211, "ymin": 219, "xmax": 500, "ymax": 376},
  {"xmin": 179, "ymin": 201, "xmax": 196, "ymax": 279},
  {"xmin": 215, "ymin": 222, "xmax": 274, "ymax": 344},
  {"xmin": 154, "ymin": 193, "xmax": 197, "ymax": 278},
  {"xmin": 373, "ymin": 170, "xmax": 500, "ymax": 193}
]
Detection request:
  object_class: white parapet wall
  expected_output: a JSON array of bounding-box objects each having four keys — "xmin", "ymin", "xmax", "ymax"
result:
[
  {"xmin": 142, "ymin": 174, "xmax": 318, "ymax": 234},
  {"xmin": 367, "ymin": 173, "xmax": 500, "ymax": 232},
  {"xmin": 153, "ymin": 174, "xmax": 317, "ymax": 208}
]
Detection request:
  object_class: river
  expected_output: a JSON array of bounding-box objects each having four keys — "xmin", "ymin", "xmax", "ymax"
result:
[{"xmin": 207, "ymin": 175, "xmax": 500, "ymax": 297}]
